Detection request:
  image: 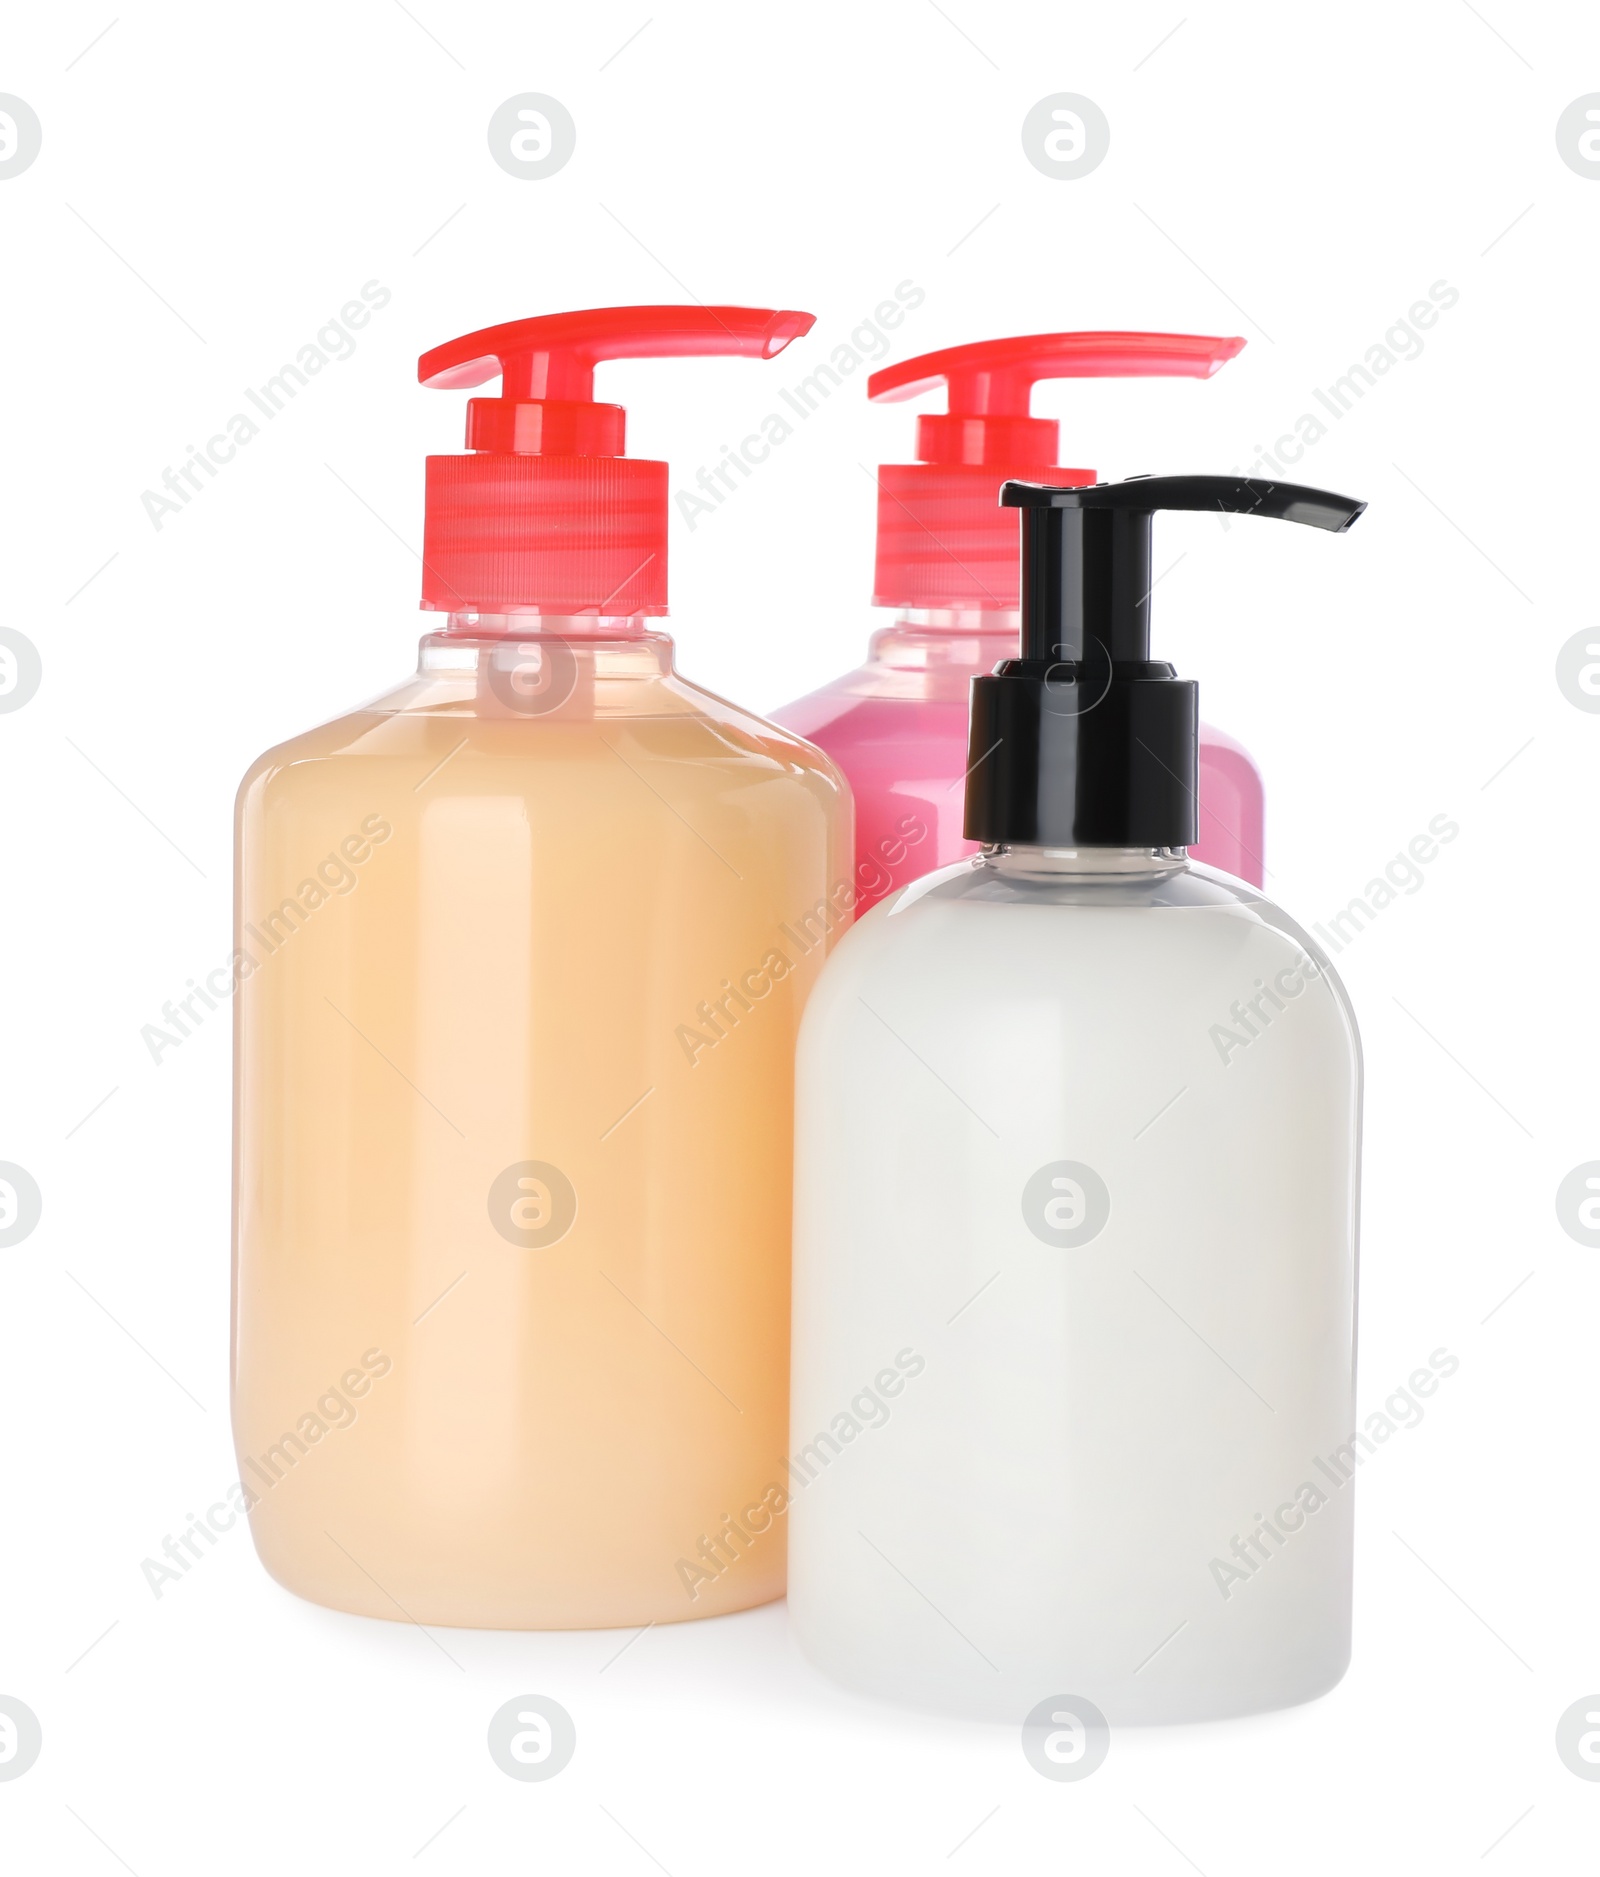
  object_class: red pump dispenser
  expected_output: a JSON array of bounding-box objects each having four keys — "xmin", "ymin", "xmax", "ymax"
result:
[
  {"xmin": 235, "ymin": 302, "xmax": 850, "ymax": 1632},
  {"xmin": 418, "ymin": 305, "xmax": 814, "ymax": 615},
  {"xmin": 867, "ymin": 330, "xmax": 1245, "ymax": 608}
]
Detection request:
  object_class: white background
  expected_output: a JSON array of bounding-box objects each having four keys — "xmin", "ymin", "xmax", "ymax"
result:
[{"xmin": 2, "ymin": 1, "xmax": 1597, "ymax": 1869}]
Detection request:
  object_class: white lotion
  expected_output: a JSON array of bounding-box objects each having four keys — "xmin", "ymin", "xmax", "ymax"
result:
[{"xmin": 789, "ymin": 475, "xmax": 1366, "ymax": 1724}]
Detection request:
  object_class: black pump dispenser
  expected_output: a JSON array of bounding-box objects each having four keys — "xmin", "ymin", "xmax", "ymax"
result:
[{"xmin": 963, "ymin": 475, "xmax": 1366, "ymax": 850}]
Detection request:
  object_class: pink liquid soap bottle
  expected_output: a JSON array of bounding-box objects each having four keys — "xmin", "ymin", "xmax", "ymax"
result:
[{"xmin": 771, "ymin": 332, "xmax": 1265, "ymax": 910}]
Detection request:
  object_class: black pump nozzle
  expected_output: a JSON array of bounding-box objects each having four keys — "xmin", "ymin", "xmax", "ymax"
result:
[{"xmin": 963, "ymin": 475, "xmax": 1366, "ymax": 851}]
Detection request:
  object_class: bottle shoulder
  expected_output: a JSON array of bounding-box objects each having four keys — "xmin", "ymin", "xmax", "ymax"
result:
[
  {"xmin": 867, "ymin": 855, "xmax": 1280, "ymax": 922},
  {"xmin": 665, "ymin": 673, "xmax": 849, "ymax": 790},
  {"xmin": 1196, "ymin": 721, "xmax": 1259, "ymax": 764},
  {"xmin": 811, "ymin": 859, "xmax": 1358, "ymax": 1045},
  {"xmin": 235, "ymin": 710, "xmax": 382, "ymax": 811},
  {"xmin": 236, "ymin": 675, "xmax": 849, "ymax": 813},
  {"xmin": 766, "ymin": 680, "xmax": 855, "ymax": 739}
]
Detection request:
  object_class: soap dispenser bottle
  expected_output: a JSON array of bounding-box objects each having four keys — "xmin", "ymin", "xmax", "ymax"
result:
[
  {"xmin": 770, "ymin": 333, "xmax": 1264, "ymax": 909},
  {"xmin": 789, "ymin": 475, "xmax": 1364, "ymax": 1723},
  {"xmin": 233, "ymin": 307, "xmax": 849, "ymax": 1630}
]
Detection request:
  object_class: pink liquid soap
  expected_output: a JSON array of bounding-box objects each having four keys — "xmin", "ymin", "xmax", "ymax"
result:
[
  {"xmin": 772, "ymin": 331, "xmax": 1263, "ymax": 910},
  {"xmin": 773, "ymin": 611, "xmax": 1262, "ymax": 910}
]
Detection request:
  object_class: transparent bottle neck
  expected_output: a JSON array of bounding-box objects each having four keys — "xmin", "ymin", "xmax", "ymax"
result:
[
  {"xmin": 866, "ymin": 607, "xmax": 1020, "ymax": 677},
  {"xmin": 983, "ymin": 844, "xmax": 1188, "ymax": 880},
  {"xmin": 409, "ymin": 611, "xmax": 679, "ymax": 713},
  {"xmin": 888, "ymin": 607, "xmax": 1020, "ymax": 633},
  {"xmin": 430, "ymin": 608, "xmax": 664, "ymax": 640},
  {"xmin": 417, "ymin": 612, "xmax": 678, "ymax": 692}
]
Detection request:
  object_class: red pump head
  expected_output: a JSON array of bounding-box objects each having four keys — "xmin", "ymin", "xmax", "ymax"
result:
[
  {"xmin": 418, "ymin": 305, "xmax": 814, "ymax": 614},
  {"xmin": 866, "ymin": 330, "xmax": 1245, "ymax": 609}
]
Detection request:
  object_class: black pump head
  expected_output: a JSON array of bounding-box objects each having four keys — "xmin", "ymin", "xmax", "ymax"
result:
[{"xmin": 962, "ymin": 474, "xmax": 1366, "ymax": 851}]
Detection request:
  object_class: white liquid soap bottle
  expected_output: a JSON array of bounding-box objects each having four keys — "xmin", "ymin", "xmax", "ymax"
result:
[{"xmin": 789, "ymin": 474, "xmax": 1366, "ymax": 1725}]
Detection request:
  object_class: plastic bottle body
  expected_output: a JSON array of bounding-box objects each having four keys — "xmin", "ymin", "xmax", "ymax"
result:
[
  {"xmin": 233, "ymin": 618, "xmax": 850, "ymax": 1629},
  {"xmin": 789, "ymin": 849, "xmax": 1359, "ymax": 1723},
  {"xmin": 771, "ymin": 611, "xmax": 1264, "ymax": 909}
]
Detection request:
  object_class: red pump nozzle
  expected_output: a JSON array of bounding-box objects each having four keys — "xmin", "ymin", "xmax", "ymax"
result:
[
  {"xmin": 866, "ymin": 330, "xmax": 1244, "ymax": 608},
  {"xmin": 418, "ymin": 305, "xmax": 814, "ymax": 614}
]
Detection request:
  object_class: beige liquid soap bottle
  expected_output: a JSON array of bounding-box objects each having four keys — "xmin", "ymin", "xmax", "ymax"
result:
[{"xmin": 232, "ymin": 307, "xmax": 850, "ymax": 1629}]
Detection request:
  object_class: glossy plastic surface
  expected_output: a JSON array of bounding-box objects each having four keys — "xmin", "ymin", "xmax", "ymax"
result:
[
  {"xmin": 419, "ymin": 306, "xmax": 814, "ymax": 403},
  {"xmin": 790, "ymin": 850, "xmax": 1361, "ymax": 1723},
  {"xmin": 233, "ymin": 618, "xmax": 849, "ymax": 1628}
]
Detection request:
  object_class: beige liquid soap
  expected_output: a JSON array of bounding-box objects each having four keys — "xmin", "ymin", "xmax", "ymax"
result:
[{"xmin": 232, "ymin": 307, "xmax": 849, "ymax": 1628}]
